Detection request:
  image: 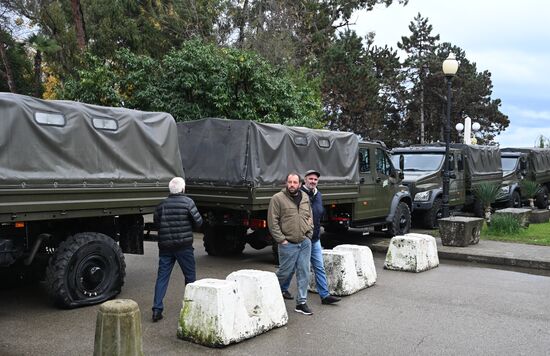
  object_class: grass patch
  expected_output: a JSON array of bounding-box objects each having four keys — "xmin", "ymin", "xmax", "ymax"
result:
[{"xmin": 481, "ymin": 220, "xmax": 550, "ymax": 246}]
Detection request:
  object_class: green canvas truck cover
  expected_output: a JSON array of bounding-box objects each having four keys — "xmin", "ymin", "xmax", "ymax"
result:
[
  {"xmin": 501, "ymin": 147, "xmax": 550, "ymax": 182},
  {"xmin": 177, "ymin": 118, "xmax": 359, "ymax": 186},
  {"xmin": 452, "ymin": 143, "xmax": 502, "ymax": 184},
  {"xmin": 0, "ymin": 93, "xmax": 183, "ymax": 188}
]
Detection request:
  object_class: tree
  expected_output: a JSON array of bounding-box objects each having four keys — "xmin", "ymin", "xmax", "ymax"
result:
[
  {"xmin": 28, "ymin": 33, "xmax": 60, "ymax": 97},
  {"xmin": 56, "ymin": 40, "xmax": 325, "ymax": 127},
  {"xmin": 398, "ymin": 13, "xmax": 439, "ymax": 144}
]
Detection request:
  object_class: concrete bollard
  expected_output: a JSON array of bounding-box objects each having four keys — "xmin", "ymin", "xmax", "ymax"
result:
[
  {"xmin": 94, "ymin": 299, "xmax": 143, "ymax": 356},
  {"xmin": 439, "ymin": 216, "xmax": 484, "ymax": 246},
  {"xmin": 384, "ymin": 233, "xmax": 439, "ymax": 272},
  {"xmin": 493, "ymin": 208, "xmax": 531, "ymax": 228},
  {"xmin": 313, "ymin": 250, "xmax": 362, "ymax": 296},
  {"xmin": 333, "ymin": 244, "xmax": 377, "ymax": 288}
]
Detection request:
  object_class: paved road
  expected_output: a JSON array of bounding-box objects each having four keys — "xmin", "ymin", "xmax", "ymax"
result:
[{"xmin": 1, "ymin": 237, "xmax": 549, "ymax": 355}]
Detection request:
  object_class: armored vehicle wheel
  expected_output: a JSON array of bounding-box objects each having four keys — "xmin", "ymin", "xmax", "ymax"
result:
[
  {"xmin": 535, "ymin": 186, "xmax": 548, "ymax": 209},
  {"xmin": 388, "ymin": 202, "xmax": 411, "ymax": 236},
  {"xmin": 45, "ymin": 232, "xmax": 125, "ymax": 308},
  {"xmin": 203, "ymin": 225, "xmax": 246, "ymax": 256},
  {"xmin": 507, "ymin": 190, "xmax": 522, "ymax": 208},
  {"xmin": 422, "ymin": 198, "xmax": 443, "ymax": 229}
]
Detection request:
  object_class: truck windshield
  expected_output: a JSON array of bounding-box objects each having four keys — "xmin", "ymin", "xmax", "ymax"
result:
[
  {"xmin": 390, "ymin": 153, "xmax": 444, "ymax": 172},
  {"xmin": 501, "ymin": 157, "xmax": 518, "ymax": 172}
]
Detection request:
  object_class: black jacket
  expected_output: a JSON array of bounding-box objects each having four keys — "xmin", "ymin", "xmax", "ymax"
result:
[
  {"xmin": 154, "ymin": 193, "xmax": 203, "ymax": 251},
  {"xmin": 301, "ymin": 186, "xmax": 324, "ymax": 241}
]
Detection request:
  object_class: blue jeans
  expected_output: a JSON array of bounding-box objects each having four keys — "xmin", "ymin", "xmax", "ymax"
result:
[
  {"xmin": 276, "ymin": 238, "xmax": 311, "ymax": 305},
  {"xmin": 153, "ymin": 246, "xmax": 195, "ymax": 311},
  {"xmin": 281, "ymin": 239, "xmax": 330, "ymax": 299}
]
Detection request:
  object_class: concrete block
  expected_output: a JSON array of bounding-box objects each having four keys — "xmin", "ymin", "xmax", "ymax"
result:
[
  {"xmin": 529, "ymin": 209, "xmax": 550, "ymax": 224},
  {"xmin": 333, "ymin": 244, "xmax": 377, "ymax": 287},
  {"xmin": 317, "ymin": 250, "xmax": 363, "ymax": 296},
  {"xmin": 178, "ymin": 271, "xmax": 288, "ymax": 348},
  {"xmin": 177, "ymin": 279, "xmax": 254, "ymax": 347},
  {"xmin": 439, "ymin": 216, "xmax": 484, "ymax": 246},
  {"xmin": 94, "ymin": 299, "xmax": 143, "ymax": 356},
  {"xmin": 384, "ymin": 233, "xmax": 439, "ymax": 272},
  {"xmin": 494, "ymin": 208, "xmax": 531, "ymax": 228},
  {"xmin": 226, "ymin": 270, "xmax": 288, "ymax": 331}
]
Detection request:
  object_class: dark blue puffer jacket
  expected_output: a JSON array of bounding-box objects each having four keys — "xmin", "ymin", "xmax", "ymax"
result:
[
  {"xmin": 154, "ymin": 194, "xmax": 203, "ymax": 251},
  {"xmin": 301, "ymin": 186, "xmax": 324, "ymax": 241}
]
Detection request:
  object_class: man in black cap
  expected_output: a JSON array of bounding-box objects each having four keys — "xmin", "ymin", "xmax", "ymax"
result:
[{"xmin": 281, "ymin": 169, "xmax": 341, "ymax": 305}]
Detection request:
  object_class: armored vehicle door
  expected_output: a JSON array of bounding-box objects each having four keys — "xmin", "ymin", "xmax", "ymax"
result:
[
  {"xmin": 450, "ymin": 151, "xmax": 466, "ymax": 205},
  {"xmin": 372, "ymin": 147, "xmax": 399, "ymax": 217},
  {"xmin": 355, "ymin": 145, "xmax": 377, "ymax": 220}
]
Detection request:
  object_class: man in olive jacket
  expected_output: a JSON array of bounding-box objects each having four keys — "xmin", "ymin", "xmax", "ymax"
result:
[
  {"xmin": 268, "ymin": 172, "xmax": 314, "ymax": 315},
  {"xmin": 152, "ymin": 177, "xmax": 202, "ymax": 322}
]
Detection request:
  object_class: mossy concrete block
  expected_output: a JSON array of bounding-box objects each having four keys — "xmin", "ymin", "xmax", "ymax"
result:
[
  {"xmin": 494, "ymin": 208, "xmax": 531, "ymax": 228},
  {"xmin": 384, "ymin": 234, "xmax": 439, "ymax": 272},
  {"xmin": 226, "ymin": 270, "xmax": 288, "ymax": 331},
  {"xmin": 312, "ymin": 250, "xmax": 362, "ymax": 296},
  {"xmin": 94, "ymin": 299, "xmax": 143, "ymax": 356},
  {"xmin": 334, "ymin": 244, "xmax": 377, "ymax": 287},
  {"xmin": 439, "ymin": 216, "xmax": 484, "ymax": 246},
  {"xmin": 528, "ymin": 209, "xmax": 550, "ymax": 224},
  {"xmin": 177, "ymin": 279, "xmax": 254, "ymax": 347}
]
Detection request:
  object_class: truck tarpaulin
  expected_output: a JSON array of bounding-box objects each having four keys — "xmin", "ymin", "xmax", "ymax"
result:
[
  {"xmin": 177, "ymin": 118, "xmax": 359, "ymax": 186},
  {"xmin": 0, "ymin": 93, "xmax": 183, "ymax": 188}
]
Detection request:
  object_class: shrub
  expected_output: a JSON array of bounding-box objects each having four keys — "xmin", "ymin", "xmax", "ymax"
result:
[{"xmin": 487, "ymin": 214, "xmax": 522, "ymax": 235}]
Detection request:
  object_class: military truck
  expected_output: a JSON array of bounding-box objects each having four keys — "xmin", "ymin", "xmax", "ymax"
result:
[
  {"xmin": 496, "ymin": 148, "xmax": 550, "ymax": 208},
  {"xmin": 177, "ymin": 118, "xmax": 412, "ymax": 257},
  {"xmin": 0, "ymin": 93, "xmax": 183, "ymax": 308},
  {"xmin": 390, "ymin": 144, "xmax": 502, "ymax": 228}
]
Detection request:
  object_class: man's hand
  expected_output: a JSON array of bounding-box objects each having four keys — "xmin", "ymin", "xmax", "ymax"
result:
[{"xmin": 280, "ymin": 240, "xmax": 288, "ymax": 245}]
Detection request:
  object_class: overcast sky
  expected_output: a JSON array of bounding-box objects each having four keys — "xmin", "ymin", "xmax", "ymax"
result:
[{"xmin": 352, "ymin": 0, "xmax": 550, "ymax": 148}]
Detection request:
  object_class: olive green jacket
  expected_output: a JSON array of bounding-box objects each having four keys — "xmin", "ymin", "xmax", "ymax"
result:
[{"xmin": 268, "ymin": 188, "xmax": 313, "ymax": 243}]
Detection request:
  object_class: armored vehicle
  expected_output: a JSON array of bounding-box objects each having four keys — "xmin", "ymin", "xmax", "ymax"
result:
[
  {"xmin": 391, "ymin": 144, "xmax": 502, "ymax": 228},
  {"xmin": 496, "ymin": 148, "xmax": 550, "ymax": 208},
  {"xmin": 177, "ymin": 118, "xmax": 412, "ymax": 257},
  {"xmin": 0, "ymin": 93, "xmax": 183, "ymax": 308}
]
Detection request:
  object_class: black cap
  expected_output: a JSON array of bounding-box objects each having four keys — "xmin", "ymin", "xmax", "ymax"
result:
[{"xmin": 304, "ymin": 169, "xmax": 321, "ymax": 178}]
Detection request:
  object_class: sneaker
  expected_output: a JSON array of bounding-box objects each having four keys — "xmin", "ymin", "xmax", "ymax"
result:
[
  {"xmin": 294, "ymin": 303, "xmax": 313, "ymax": 315},
  {"xmin": 321, "ymin": 295, "xmax": 341, "ymax": 305},
  {"xmin": 152, "ymin": 309, "xmax": 163, "ymax": 322},
  {"xmin": 282, "ymin": 290, "xmax": 293, "ymax": 300}
]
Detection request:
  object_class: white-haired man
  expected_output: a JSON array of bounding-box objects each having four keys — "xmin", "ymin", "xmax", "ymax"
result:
[{"xmin": 152, "ymin": 177, "xmax": 202, "ymax": 322}]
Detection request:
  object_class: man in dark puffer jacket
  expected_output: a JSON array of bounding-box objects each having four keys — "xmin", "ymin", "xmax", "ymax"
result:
[{"xmin": 152, "ymin": 177, "xmax": 202, "ymax": 322}]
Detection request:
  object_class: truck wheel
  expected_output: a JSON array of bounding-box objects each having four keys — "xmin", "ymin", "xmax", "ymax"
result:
[
  {"xmin": 535, "ymin": 186, "xmax": 549, "ymax": 209},
  {"xmin": 507, "ymin": 190, "xmax": 522, "ymax": 208},
  {"xmin": 45, "ymin": 232, "xmax": 125, "ymax": 308},
  {"xmin": 388, "ymin": 202, "xmax": 411, "ymax": 236},
  {"xmin": 422, "ymin": 198, "xmax": 443, "ymax": 229},
  {"xmin": 203, "ymin": 225, "xmax": 246, "ymax": 256}
]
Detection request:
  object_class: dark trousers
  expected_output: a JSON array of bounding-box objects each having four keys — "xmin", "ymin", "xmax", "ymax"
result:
[{"xmin": 152, "ymin": 246, "xmax": 195, "ymax": 311}]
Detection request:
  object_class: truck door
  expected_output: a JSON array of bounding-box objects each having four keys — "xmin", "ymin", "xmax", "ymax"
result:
[
  {"xmin": 372, "ymin": 147, "xmax": 397, "ymax": 217},
  {"xmin": 450, "ymin": 152, "xmax": 466, "ymax": 205},
  {"xmin": 355, "ymin": 146, "xmax": 377, "ymax": 220}
]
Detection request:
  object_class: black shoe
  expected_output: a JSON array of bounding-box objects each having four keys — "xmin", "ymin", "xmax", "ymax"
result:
[
  {"xmin": 152, "ymin": 309, "xmax": 163, "ymax": 322},
  {"xmin": 281, "ymin": 290, "xmax": 293, "ymax": 300},
  {"xmin": 321, "ymin": 295, "xmax": 341, "ymax": 305},
  {"xmin": 294, "ymin": 303, "xmax": 313, "ymax": 315}
]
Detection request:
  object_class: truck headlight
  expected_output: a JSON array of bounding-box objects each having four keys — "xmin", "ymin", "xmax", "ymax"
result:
[
  {"xmin": 414, "ymin": 191, "xmax": 431, "ymax": 202},
  {"xmin": 499, "ymin": 186, "xmax": 510, "ymax": 194}
]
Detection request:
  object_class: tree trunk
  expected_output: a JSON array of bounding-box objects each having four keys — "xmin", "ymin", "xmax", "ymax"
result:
[
  {"xmin": 484, "ymin": 207, "xmax": 492, "ymax": 224},
  {"xmin": 71, "ymin": 0, "xmax": 87, "ymax": 50},
  {"xmin": 235, "ymin": 0, "xmax": 249, "ymax": 49},
  {"xmin": 0, "ymin": 40, "xmax": 17, "ymax": 93},
  {"xmin": 34, "ymin": 51, "xmax": 42, "ymax": 97},
  {"xmin": 529, "ymin": 198, "xmax": 535, "ymax": 209}
]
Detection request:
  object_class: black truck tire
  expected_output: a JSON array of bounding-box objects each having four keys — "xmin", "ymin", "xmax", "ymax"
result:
[
  {"xmin": 388, "ymin": 202, "xmax": 411, "ymax": 237},
  {"xmin": 203, "ymin": 225, "xmax": 246, "ymax": 256},
  {"xmin": 535, "ymin": 186, "xmax": 549, "ymax": 209},
  {"xmin": 45, "ymin": 232, "xmax": 125, "ymax": 308},
  {"xmin": 507, "ymin": 190, "xmax": 522, "ymax": 208},
  {"xmin": 422, "ymin": 198, "xmax": 443, "ymax": 229}
]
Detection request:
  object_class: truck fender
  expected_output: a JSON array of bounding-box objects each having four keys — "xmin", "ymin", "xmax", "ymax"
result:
[{"xmin": 386, "ymin": 190, "xmax": 412, "ymax": 223}]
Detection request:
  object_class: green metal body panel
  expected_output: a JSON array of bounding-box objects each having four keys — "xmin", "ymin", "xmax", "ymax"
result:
[{"xmin": 0, "ymin": 187, "xmax": 168, "ymax": 223}]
